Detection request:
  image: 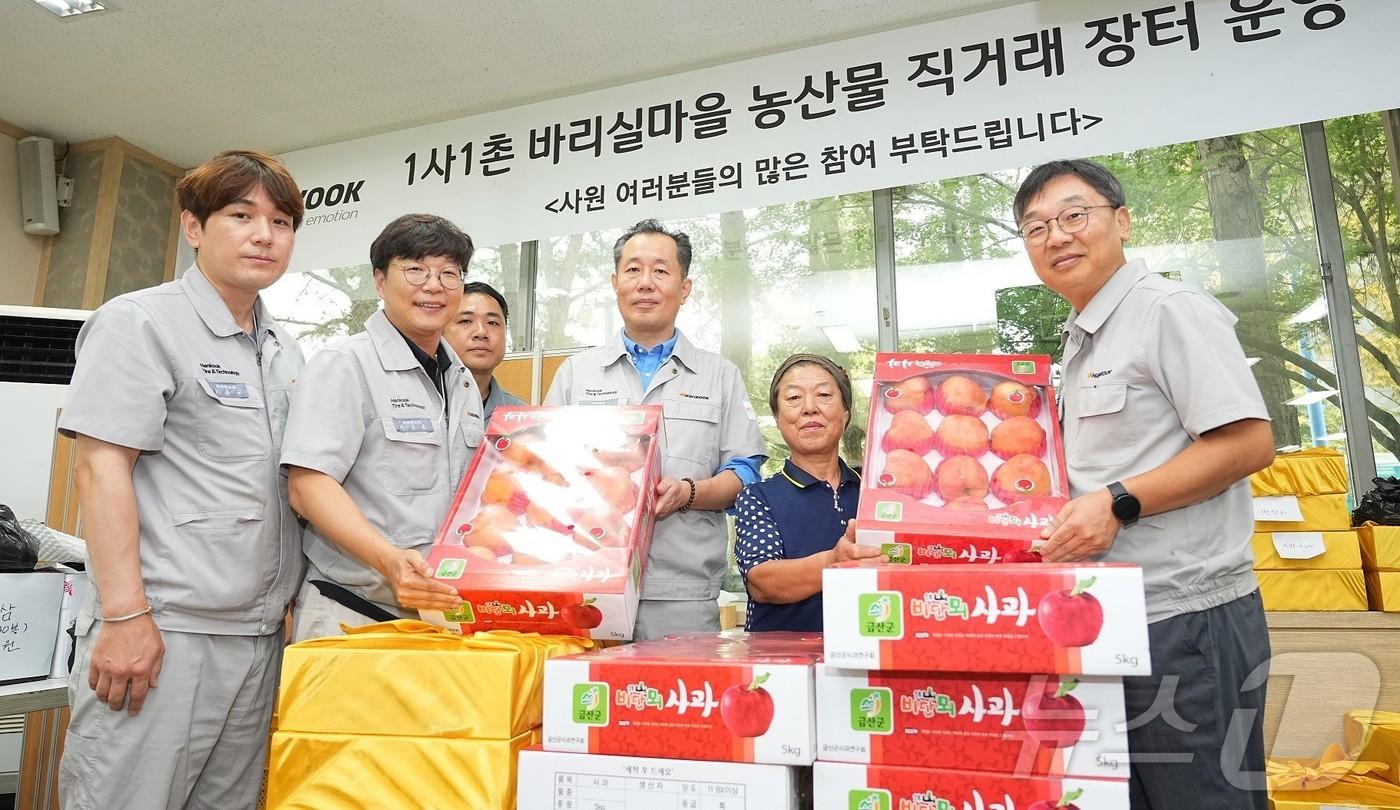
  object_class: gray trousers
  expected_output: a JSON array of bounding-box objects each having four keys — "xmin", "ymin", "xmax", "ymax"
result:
[
  {"xmin": 632, "ymin": 598, "xmax": 720, "ymax": 640},
  {"xmin": 59, "ymin": 627, "xmax": 282, "ymax": 810},
  {"xmin": 1124, "ymin": 590, "xmax": 1271, "ymax": 810}
]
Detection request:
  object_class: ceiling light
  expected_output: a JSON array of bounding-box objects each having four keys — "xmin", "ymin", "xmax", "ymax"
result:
[
  {"xmin": 31, "ymin": 0, "xmax": 107, "ymax": 18},
  {"xmin": 821, "ymin": 325, "xmax": 862, "ymax": 354}
]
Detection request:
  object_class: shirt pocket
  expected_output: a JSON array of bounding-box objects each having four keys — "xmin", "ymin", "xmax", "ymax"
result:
[
  {"xmin": 378, "ymin": 417, "xmax": 445, "ymax": 496},
  {"xmin": 1071, "ymin": 382, "xmax": 1137, "ymax": 468},
  {"xmin": 166, "ymin": 508, "xmax": 266, "ymax": 610},
  {"xmin": 661, "ymin": 399, "xmax": 721, "ymax": 468},
  {"xmin": 195, "ymin": 379, "xmax": 270, "ymax": 463}
]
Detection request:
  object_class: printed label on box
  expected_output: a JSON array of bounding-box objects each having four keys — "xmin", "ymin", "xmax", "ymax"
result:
[
  {"xmin": 1254, "ymin": 495, "xmax": 1304, "ymax": 522},
  {"xmin": 1271, "ymin": 532, "xmax": 1327, "ymax": 560}
]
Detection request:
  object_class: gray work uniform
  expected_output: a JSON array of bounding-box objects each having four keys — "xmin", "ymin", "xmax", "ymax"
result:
[
  {"xmin": 1058, "ymin": 258, "xmax": 1272, "ymax": 810},
  {"xmin": 481, "ymin": 376, "xmax": 526, "ymax": 425},
  {"xmin": 56, "ymin": 264, "xmax": 305, "ymax": 810},
  {"xmin": 545, "ymin": 330, "xmax": 765, "ymax": 639},
  {"xmin": 280, "ymin": 309, "xmax": 484, "ymax": 630}
]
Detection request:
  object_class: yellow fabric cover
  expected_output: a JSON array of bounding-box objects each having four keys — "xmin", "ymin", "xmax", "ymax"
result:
[
  {"xmin": 1346, "ymin": 712, "xmax": 1400, "ymax": 787},
  {"xmin": 266, "ymin": 728, "xmax": 537, "ymax": 810},
  {"xmin": 1268, "ymin": 744, "xmax": 1400, "ymax": 808},
  {"xmin": 1252, "ymin": 531, "xmax": 1362, "ymax": 570},
  {"xmin": 277, "ymin": 620, "xmax": 589, "ymax": 739},
  {"xmin": 1359, "ymin": 525, "xmax": 1400, "ymax": 572},
  {"xmin": 1257, "ymin": 570, "xmax": 1368, "ymax": 612},
  {"xmin": 1256, "ymin": 494, "xmax": 1352, "ymax": 533},
  {"xmin": 1366, "ymin": 572, "xmax": 1400, "ymax": 613},
  {"xmin": 1252, "ymin": 448, "xmax": 1349, "ymax": 497}
]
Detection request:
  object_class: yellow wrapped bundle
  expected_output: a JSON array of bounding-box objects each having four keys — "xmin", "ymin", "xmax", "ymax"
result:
[
  {"xmin": 1366, "ymin": 572, "xmax": 1400, "ymax": 613},
  {"xmin": 1256, "ymin": 494, "xmax": 1351, "ymax": 533},
  {"xmin": 1257, "ymin": 570, "xmax": 1367, "ymax": 611},
  {"xmin": 1359, "ymin": 524, "xmax": 1400, "ymax": 572},
  {"xmin": 1346, "ymin": 712, "xmax": 1400, "ymax": 787},
  {"xmin": 277, "ymin": 620, "xmax": 590, "ymax": 739},
  {"xmin": 1268, "ymin": 744, "xmax": 1400, "ymax": 809},
  {"xmin": 266, "ymin": 728, "xmax": 537, "ymax": 809},
  {"xmin": 1252, "ymin": 448, "xmax": 1349, "ymax": 497},
  {"xmin": 1251, "ymin": 531, "xmax": 1362, "ymax": 570}
]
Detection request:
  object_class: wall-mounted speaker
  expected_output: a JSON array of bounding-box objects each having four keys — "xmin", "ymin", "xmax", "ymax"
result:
[{"xmin": 17, "ymin": 136, "xmax": 60, "ymax": 236}]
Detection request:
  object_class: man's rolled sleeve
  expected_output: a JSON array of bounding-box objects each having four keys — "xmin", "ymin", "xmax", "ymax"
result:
[
  {"xmin": 734, "ymin": 486, "xmax": 784, "ymax": 576},
  {"xmin": 1145, "ymin": 290, "xmax": 1270, "ymax": 439},
  {"xmin": 58, "ymin": 300, "xmax": 173, "ymax": 452},
  {"xmin": 278, "ymin": 349, "xmax": 368, "ymax": 482}
]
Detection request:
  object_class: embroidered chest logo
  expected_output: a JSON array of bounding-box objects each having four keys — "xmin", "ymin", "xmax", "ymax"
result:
[{"xmin": 1087, "ymin": 369, "xmax": 1113, "ymax": 379}]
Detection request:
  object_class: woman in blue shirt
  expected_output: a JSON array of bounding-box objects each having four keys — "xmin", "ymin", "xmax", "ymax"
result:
[{"xmin": 735, "ymin": 354, "xmax": 884, "ymax": 631}]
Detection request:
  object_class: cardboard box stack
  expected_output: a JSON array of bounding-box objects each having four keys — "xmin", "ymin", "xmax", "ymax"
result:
[
  {"xmin": 266, "ymin": 621, "xmax": 588, "ymax": 808},
  {"xmin": 420, "ymin": 406, "xmax": 663, "ymax": 640},
  {"xmin": 854, "ymin": 353, "xmax": 1069, "ymax": 565},
  {"xmin": 810, "ymin": 352, "xmax": 1146, "ymax": 810},
  {"xmin": 1358, "ymin": 523, "xmax": 1400, "ymax": 612},
  {"xmin": 1250, "ymin": 448, "xmax": 1367, "ymax": 611},
  {"xmin": 523, "ymin": 632, "xmax": 821, "ymax": 810}
]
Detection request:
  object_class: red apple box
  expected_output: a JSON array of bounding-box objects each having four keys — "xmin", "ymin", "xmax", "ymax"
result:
[
  {"xmin": 822, "ymin": 563, "xmax": 1151, "ymax": 676},
  {"xmin": 420, "ymin": 406, "xmax": 661, "ymax": 640},
  {"xmin": 816, "ymin": 665, "xmax": 1129, "ymax": 780},
  {"xmin": 542, "ymin": 631, "xmax": 822, "ymax": 765},
  {"xmin": 814, "ymin": 762, "xmax": 1130, "ymax": 810},
  {"xmin": 857, "ymin": 353, "xmax": 1069, "ymax": 565}
]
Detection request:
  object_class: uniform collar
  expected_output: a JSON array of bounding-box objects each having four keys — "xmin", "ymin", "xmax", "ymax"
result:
[
  {"xmin": 1067, "ymin": 257, "xmax": 1150, "ymax": 336},
  {"xmin": 779, "ymin": 457, "xmax": 861, "ymax": 489},
  {"xmin": 601, "ymin": 328, "xmax": 698, "ymax": 372},
  {"xmin": 365, "ymin": 308, "xmax": 463, "ymax": 380},
  {"xmin": 180, "ymin": 263, "xmax": 273, "ymax": 339}
]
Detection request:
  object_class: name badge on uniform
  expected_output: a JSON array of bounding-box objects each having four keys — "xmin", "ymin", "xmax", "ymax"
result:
[
  {"xmin": 209, "ymin": 381, "xmax": 249, "ymax": 399},
  {"xmin": 392, "ymin": 417, "xmax": 434, "ymax": 434}
]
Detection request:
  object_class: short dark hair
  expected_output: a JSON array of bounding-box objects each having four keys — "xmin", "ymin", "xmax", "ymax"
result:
[
  {"xmin": 462, "ymin": 281, "xmax": 509, "ymax": 322},
  {"xmin": 613, "ymin": 218, "xmax": 692, "ymax": 277},
  {"xmin": 370, "ymin": 214, "xmax": 474, "ymax": 274},
  {"xmin": 1013, "ymin": 159, "xmax": 1127, "ymax": 223},
  {"xmin": 177, "ymin": 150, "xmax": 304, "ymax": 229}
]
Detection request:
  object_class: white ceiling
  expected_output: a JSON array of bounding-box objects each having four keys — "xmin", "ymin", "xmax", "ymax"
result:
[{"xmin": 0, "ymin": 0, "xmax": 1018, "ymax": 168}]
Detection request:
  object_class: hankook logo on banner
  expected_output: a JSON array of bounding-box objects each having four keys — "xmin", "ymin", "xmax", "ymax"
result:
[{"xmin": 279, "ymin": 0, "xmax": 1400, "ymax": 272}]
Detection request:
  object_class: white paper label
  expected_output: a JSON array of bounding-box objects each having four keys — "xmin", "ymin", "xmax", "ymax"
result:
[
  {"xmin": 1254, "ymin": 495, "xmax": 1303, "ymax": 523},
  {"xmin": 1272, "ymin": 532, "xmax": 1327, "ymax": 560}
]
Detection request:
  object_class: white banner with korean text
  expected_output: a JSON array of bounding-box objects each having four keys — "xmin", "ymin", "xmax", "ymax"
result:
[{"xmin": 279, "ymin": 0, "xmax": 1400, "ymax": 272}]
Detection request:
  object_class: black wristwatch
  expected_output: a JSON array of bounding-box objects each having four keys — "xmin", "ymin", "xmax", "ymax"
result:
[{"xmin": 1107, "ymin": 481, "xmax": 1140, "ymax": 528}]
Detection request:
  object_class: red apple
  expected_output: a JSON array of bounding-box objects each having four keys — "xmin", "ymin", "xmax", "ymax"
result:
[
  {"xmin": 1028, "ymin": 788, "xmax": 1084, "ymax": 810},
  {"xmin": 989, "ymin": 380, "xmax": 1042, "ymax": 420},
  {"xmin": 934, "ymin": 374, "xmax": 988, "ymax": 417},
  {"xmin": 592, "ymin": 436, "xmax": 648, "ymax": 472},
  {"xmin": 562, "ymin": 598, "xmax": 602, "ymax": 629},
  {"xmin": 945, "ymin": 495, "xmax": 988, "ymax": 511},
  {"xmin": 1037, "ymin": 577, "xmax": 1105, "ymax": 647},
  {"xmin": 571, "ymin": 504, "xmax": 631, "ymax": 548},
  {"xmin": 481, "ymin": 467, "xmax": 529, "ymax": 514},
  {"xmin": 882, "ymin": 376, "xmax": 936, "ymax": 415},
  {"xmin": 934, "ymin": 455, "xmax": 990, "ymax": 502},
  {"xmin": 1022, "ymin": 678, "xmax": 1086, "ymax": 748},
  {"xmin": 719, "ymin": 673, "xmax": 775, "ymax": 738},
  {"xmin": 470, "ymin": 503, "xmax": 520, "ymax": 532},
  {"xmin": 932, "ymin": 413, "xmax": 990, "ymax": 457},
  {"xmin": 990, "ymin": 416, "xmax": 1047, "ymax": 460},
  {"xmin": 879, "ymin": 449, "xmax": 935, "ymax": 500},
  {"xmin": 463, "ymin": 524, "xmax": 511, "ymax": 557},
  {"xmin": 587, "ymin": 465, "xmax": 638, "ymax": 513},
  {"xmin": 991, "ymin": 454, "xmax": 1052, "ymax": 503},
  {"xmin": 881, "ymin": 410, "xmax": 936, "ymax": 456},
  {"xmin": 1001, "ymin": 548, "xmax": 1044, "ymax": 563}
]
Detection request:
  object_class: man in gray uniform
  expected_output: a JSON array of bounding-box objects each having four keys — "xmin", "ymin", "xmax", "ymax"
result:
[
  {"xmin": 546, "ymin": 219, "xmax": 766, "ymax": 639},
  {"xmin": 57, "ymin": 150, "xmax": 306, "ymax": 810},
  {"xmin": 445, "ymin": 280, "xmax": 525, "ymax": 424},
  {"xmin": 282, "ymin": 214, "xmax": 483, "ymax": 640},
  {"xmin": 1016, "ymin": 159, "xmax": 1277, "ymax": 810}
]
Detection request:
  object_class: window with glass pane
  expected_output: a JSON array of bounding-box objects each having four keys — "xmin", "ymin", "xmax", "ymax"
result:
[
  {"xmin": 1326, "ymin": 111, "xmax": 1400, "ymax": 478},
  {"xmin": 539, "ymin": 194, "xmax": 879, "ymax": 473},
  {"xmin": 893, "ymin": 126, "xmax": 1342, "ymax": 453},
  {"xmin": 261, "ymin": 244, "xmax": 524, "ymax": 356}
]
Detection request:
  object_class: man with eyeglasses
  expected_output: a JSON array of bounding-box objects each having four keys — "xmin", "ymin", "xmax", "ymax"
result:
[
  {"xmin": 281, "ymin": 213, "xmax": 482, "ymax": 640},
  {"xmin": 1015, "ymin": 159, "xmax": 1276, "ymax": 810}
]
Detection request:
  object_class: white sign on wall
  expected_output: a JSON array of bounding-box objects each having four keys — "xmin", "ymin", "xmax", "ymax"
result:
[{"xmin": 279, "ymin": 0, "xmax": 1399, "ymax": 271}]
